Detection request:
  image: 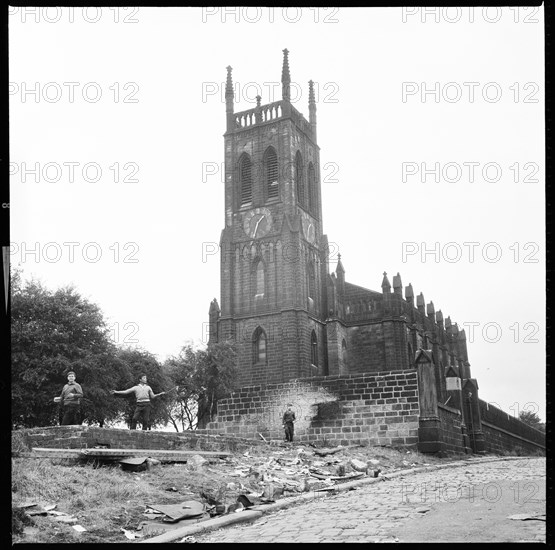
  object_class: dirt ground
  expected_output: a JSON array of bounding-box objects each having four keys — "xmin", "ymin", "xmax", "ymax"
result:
[{"xmin": 13, "ymin": 441, "xmax": 453, "ymax": 543}]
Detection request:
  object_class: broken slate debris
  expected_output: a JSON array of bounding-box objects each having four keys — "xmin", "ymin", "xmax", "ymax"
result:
[
  {"xmin": 145, "ymin": 500, "xmax": 205, "ymax": 522},
  {"xmin": 133, "ymin": 444, "xmax": 395, "ymax": 536}
]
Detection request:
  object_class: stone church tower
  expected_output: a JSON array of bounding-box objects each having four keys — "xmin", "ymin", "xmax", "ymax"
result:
[
  {"xmin": 209, "ymin": 49, "xmax": 330, "ymax": 387},
  {"xmin": 208, "ymin": 49, "xmax": 472, "ymax": 399}
]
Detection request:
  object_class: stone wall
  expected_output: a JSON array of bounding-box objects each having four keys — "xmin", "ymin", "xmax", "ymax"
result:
[
  {"xmin": 12, "ymin": 426, "xmax": 263, "ymax": 453},
  {"xmin": 203, "ymin": 370, "xmax": 420, "ymax": 447},
  {"xmin": 478, "ymin": 400, "xmax": 545, "ymax": 455},
  {"xmin": 437, "ymin": 403, "xmax": 466, "ymax": 455},
  {"xmin": 12, "ymin": 398, "xmax": 544, "ymax": 458}
]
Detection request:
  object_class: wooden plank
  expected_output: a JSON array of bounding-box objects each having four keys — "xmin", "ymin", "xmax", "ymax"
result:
[{"xmin": 80, "ymin": 448, "xmax": 232, "ymax": 458}]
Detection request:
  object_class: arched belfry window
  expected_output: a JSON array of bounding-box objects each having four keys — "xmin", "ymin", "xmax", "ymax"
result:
[
  {"xmin": 408, "ymin": 343, "xmax": 413, "ymax": 366},
  {"xmin": 253, "ymin": 327, "xmax": 267, "ymax": 364},
  {"xmin": 310, "ymin": 330, "xmax": 318, "ymax": 366},
  {"xmin": 295, "ymin": 151, "xmax": 305, "ymax": 207},
  {"xmin": 342, "ymin": 339, "xmax": 348, "ymax": 364},
  {"xmin": 264, "ymin": 147, "xmax": 278, "ymax": 200},
  {"xmin": 308, "ymin": 162, "xmax": 316, "ymax": 213},
  {"xmin": 239, "ymin": 153, "xmax": 252, "ymax": 206}
]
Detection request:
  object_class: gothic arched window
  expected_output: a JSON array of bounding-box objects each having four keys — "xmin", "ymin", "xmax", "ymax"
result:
[
  {"xmin": 310, "ymin": 330, "xmax": 318, "ymax": 366},
  {"xmin": 252, "ymin": 327, "xmax": 267, "ymax": 364},
  {"xmin": 295, "ymin": 151, "xmax": 304, "ymax": 207},
  {"xmin": 255, "ymin": 260, "xmax": 265, "ymax": 296},
  {"xmin": 308, "ymin": 162, "xmax": 316, "ymax": 213},
  {"xmin": 264, "ymin": 147, "xmax": 278, "ymax": 200},
  {"xmin": 308, "ymin": 261, "xmax": 316, "ymax": 300},
  {"xmin": 239, "ymin": 153, "xmax": 252, "ymax": 206}
]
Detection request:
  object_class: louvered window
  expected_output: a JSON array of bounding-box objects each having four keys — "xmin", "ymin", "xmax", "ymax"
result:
[
  {"xmin": 240, "ymin": 154, "xmax": 252, "ymax": 205},
  {"xmin": 308, "ymin": 162, "xmax": 316, "ymax": 213},
  {"xmin": 295, "ymin": 151, "xmax": 304, "ymax": 207},
  {"xmin": 265, "ymin": 147, "xmax": 278, "ymax": 200}
]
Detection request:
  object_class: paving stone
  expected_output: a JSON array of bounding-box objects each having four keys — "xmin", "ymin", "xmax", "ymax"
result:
[{"xmin": 183, "ymin": 458, "xmax": 546, "ymax": 544}]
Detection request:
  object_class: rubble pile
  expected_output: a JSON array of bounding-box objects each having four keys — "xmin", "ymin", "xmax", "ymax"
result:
[
  {"xmin": 131, "ymin": 444, "xmax": 385, "ymax": 536},
  {"xmin": 197, "ymin": 447, "xmax": 378, "ymax": 508},
  {"xmin": 13, "ymin": 442, "xmax": 433, "ymax": 541}
]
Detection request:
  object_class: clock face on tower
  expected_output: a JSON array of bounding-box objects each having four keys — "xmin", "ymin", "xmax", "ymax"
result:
[{"xmin": 243, "ymin": 207, "xmax": 273, "ymax": 238}]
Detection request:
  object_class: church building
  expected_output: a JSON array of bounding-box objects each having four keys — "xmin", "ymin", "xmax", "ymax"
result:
[
  {"xmin": 201, "ymin": 50, "xmax": 544, "ymax": 456},
  {"xmin": 207, "ymin": 49, "xmax": 470, "ymax": 399}
]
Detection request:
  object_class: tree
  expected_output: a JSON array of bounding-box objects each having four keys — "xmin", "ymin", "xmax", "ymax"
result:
[
  {"xmin": 163, "ymin": 340, "xmax": 237, "ymax": 430},
  {"xmin": 519, "ymin": 410, "xmax": 545, "ymax": 432},
  {"xmin": 78, "ymin": 352, "xmax": 132, "ymax": 427},
  {"xmin": 164, "ymin": 346, "xmax": 202, "ymax": 431},
  {"xmin": 10, "ymin": 268, "xmax": 235, "ymax": 431},
  {"xmin": 196, "ymin": 340, "xmax": 238, "ymax": 428},
  {"xmin": 11, "ymin": 271, "xmax": 131, "ymax": 428}
]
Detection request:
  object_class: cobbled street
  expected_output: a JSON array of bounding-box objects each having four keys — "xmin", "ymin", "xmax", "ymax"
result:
[{"xmin": 191, "ymin": 457, "xmax": 546, "ymax": 543}]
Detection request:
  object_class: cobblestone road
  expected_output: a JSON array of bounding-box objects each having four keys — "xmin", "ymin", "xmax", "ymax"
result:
[{"xmin": 191, "ymin": 457, "xmax": 546, "ymax": 543}]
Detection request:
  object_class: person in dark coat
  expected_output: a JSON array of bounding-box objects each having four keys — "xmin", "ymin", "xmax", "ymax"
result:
[
  {"xmin": 57, "ymin": 371, "xmax": 83, "ymax": 425},
  {"xmin": 282, "ymin": 403, "xmax": 296, "ymax": 442}
]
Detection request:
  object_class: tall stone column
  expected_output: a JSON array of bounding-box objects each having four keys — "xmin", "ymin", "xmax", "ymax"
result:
[
  {"xmin": 415, "ymin": 349, "xmax": 442, "ymax": 454},
  {"xmin": 463, "ymin": 378, "xmax": 485, "ymax": 454}
]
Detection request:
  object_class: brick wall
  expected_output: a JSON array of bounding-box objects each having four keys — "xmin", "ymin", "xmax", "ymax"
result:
[{"xmin": 204, "ymin": 370, "xmax": 420, "ymax": 447}]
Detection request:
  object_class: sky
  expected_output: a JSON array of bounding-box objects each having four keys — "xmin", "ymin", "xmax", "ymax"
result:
[{"xmin": 9, "ymin": 6, "xmax": 546, "ymax": 422}]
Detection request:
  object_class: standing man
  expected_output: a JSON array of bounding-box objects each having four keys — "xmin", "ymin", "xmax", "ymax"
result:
[
  {"xmin": 282, "ymin": 403, "xmax": 296, "ymax": 442},
  {"xmin": 110, "ymin": 374, "xmax": 165, "ymax": 431},
  {"xmin": 57, "ymin": 371, "xmax": 83, "ymax": 425}
]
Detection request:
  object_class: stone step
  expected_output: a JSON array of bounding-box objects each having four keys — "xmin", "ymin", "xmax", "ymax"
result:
[{"xmin": 14, "ymin": 447, "xmax": 232, "ymax": 463}]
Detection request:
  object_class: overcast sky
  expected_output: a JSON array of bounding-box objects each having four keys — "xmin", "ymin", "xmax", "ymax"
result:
[{"xmin": 9, "ymin": 6, "xmax": 545, "ymax": 422}]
